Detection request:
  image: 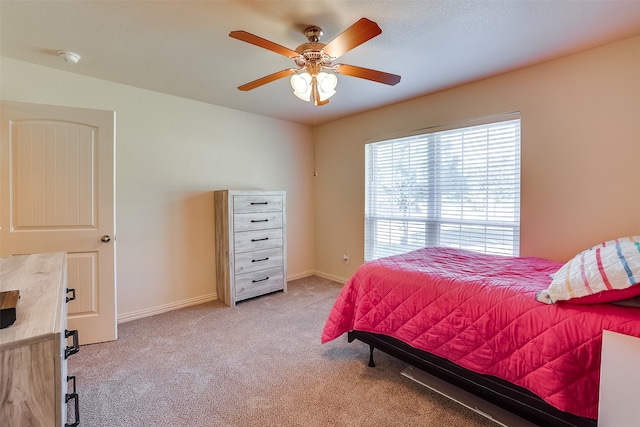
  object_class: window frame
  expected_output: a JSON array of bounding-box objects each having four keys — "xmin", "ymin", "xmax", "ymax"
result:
[{"xmin": 364, "ymin": 113, "xmax": 521, "ymax": 261}]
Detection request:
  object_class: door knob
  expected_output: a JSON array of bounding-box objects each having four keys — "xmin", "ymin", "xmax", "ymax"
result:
[{"xmin": 101, "ymin": 235, "xmax": 111, "ymax": 243}]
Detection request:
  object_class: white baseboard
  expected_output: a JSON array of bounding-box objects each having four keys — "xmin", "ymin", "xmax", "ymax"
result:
[
  {"xmin": 289, "ymin": 270, "xmax": 348, "ymax": 284},
  {"xmin": 118, "ymin": 293, "xmax": 217, "ymax": 324},
  {"xmin": 117, "ymin": 270, "xmax": 348, "ymax": 324},
  {"xmin": 311, "ymin": 270, "xmax": 349, "ymax": 284},
  {"xmin": 287, "ymin": 270, "xmax": 315, "ymax": 281}
]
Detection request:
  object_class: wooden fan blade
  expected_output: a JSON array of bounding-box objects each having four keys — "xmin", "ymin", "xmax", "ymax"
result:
[
  {"xmin": 229, "ymin": 30, "xmax": 300, "ymax": 58},
  {"xmin": 335, "ymin": 64, "xmax": 401, "ymax": 86},
  {"xmin": 322, "ymin": 18, "xmax": 382, "ymax": 59},
  {"xmin": 238, "ymin": 69, "xmax": 297, "ymax": 91}
]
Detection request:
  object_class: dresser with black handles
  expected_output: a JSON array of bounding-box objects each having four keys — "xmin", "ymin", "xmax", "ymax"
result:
[
  {"xmin": 0, "ymin": 252, "xmax": 80, "ymax": 426},
  {"xmin": 214, "ymin": 190, "xmax": 287, "ymax": 306}
]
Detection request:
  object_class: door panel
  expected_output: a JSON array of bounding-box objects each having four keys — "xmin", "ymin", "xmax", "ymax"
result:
[
  {"xmin": 0, "ymin": 101, "xmax": 116, "ymax": 344},
  {"xmin": 67, "ymin": 252, "xmax": 98, "ymax": 315},
  {"xmin": 13, "ymin": 121, "xmax": 95, "ymax": 228}
]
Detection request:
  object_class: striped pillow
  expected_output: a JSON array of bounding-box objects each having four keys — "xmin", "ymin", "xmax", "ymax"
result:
[{"xmin": 546, "ymin": 236, "xmax": 640, "ymax": 304}]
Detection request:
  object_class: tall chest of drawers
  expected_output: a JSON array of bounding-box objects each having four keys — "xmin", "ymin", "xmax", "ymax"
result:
[
  {"xmin": 214, "ymin": 190, "xmax": 287, "ymax": 306},
  {"xmin": 0, "ymin": 252, "xmax": 80, "ymax": 427}
]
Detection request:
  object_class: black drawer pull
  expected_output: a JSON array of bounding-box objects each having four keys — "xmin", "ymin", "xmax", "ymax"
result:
[
  {"xmin": 66, "ymin": 375, "xmax": 77, "ymax": 399},
  {"xmin": 66, "ymin": 288, "xmax": 76, "ymax": 303},
  {"xmin": 250, "ymin": 202, "xmax": 268, "ymax": 205},
  {"xmin": 65, "ymin": 375, "xmax": 80, "ymax": 427},
  {"xmin": 252, "ymin": 276, "xmax": 269, "ymax": 283},
  {"xmin": 251, "ymin": 219, "xmax": 269, "ymax": 223},
  {"xmin": 65, "ymin": 329, "xmax": 80, "ymax": 359},
  {"xmin": 251, "ymin": 237, "xmax": 269, "ymax": 242},
  {"xmin": 252, "ymin": 257, "xmax": 269, "ymax": 263}
]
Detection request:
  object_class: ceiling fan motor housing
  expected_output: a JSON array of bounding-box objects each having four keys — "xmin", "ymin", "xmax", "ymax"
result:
[
  {"xmin": 304, "ymin": 26, "xmax": 323, "ymax": 43},
  {"xmin": 294, "ymin": 26, "xmax": 333, "ymax": 69},
  {"xmin": 294, "ymin": 46, "xmax": 332, "ymax": 68}
]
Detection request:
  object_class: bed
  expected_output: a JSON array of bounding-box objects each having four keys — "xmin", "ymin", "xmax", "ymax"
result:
[{"xmin": 322, "ymin": 245, "xmax": 640, "ymax": 426}]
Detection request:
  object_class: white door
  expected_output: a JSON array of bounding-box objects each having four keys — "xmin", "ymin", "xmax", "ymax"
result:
[{"xmin": 0, "ymin": 101, "xmax": 116, "ymax": 344}]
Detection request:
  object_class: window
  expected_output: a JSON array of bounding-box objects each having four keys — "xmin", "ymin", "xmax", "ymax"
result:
[{"xmin": 365, "ymin": 114, "xmax": 521, "ymax": 261}]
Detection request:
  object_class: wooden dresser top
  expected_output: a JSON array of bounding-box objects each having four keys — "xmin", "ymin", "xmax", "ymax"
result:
[{"xmin": 0, "ymin": 252, "xmax": 66, "ymax": 349}]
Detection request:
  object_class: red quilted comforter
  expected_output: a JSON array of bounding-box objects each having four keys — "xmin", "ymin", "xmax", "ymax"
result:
[{"xmin": 322, "ymin": 247, "xmax": 640, "ymax": 419}]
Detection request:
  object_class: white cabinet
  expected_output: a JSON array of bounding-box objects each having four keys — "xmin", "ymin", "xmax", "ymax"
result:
[
  {"xmin": 598, "ymin": 330, "xmax": 640, "ymax": 426},
  {"xmin": 214, "ymin": 190, "xmax": 287, "ymax": 306},
  {"xmin": 0, "ymin": 252, "xmax": 79, "ymax": 427}
]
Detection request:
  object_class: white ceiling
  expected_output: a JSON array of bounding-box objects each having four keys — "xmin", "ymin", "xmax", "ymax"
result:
[{"xmin": 2, "ymin": 1, "xmax": 640, "ymax": 126}]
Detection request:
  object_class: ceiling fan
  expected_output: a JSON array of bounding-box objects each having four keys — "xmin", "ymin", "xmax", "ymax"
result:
[{"xmin": 229, "ymin": 18, "xmax": 401, "ymax": 106}]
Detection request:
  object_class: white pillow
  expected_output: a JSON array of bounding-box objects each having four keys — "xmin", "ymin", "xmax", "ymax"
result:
[{"xmin": 545, "ymin": 236, "xmax": 640, "ymax": 304}]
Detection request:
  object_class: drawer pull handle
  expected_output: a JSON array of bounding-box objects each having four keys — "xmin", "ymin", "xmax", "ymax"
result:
[
  {"xmin": 66, "ymin": 288, "xmax": 76, "ymax": 303},
  {"xmin": 65, "ymin": 375, "xmax": 80, "ymax": 427},
  {"xmin": 251, "ymin": 219, "xmax": 269, "ymax": 223},
  {"xmin": 251, "ymin": 237, "xmax": 269, "ymax": 242},
  {"xmin": 252, "ymin": 276, "xmax": 269, "ymax": 283},
  {"xmin": 252, "ymin": 257, "xmax": 269, "ymax": 263},
  {"xmin": 251, "ymin": 202, "xmax": 268, "ymax": 205},
  {"xmin": 66, "ymin": 375, "xmax": 77, "ymax": 399},
  {"xmin": 65, "ymin": 329, "xmax": 80, "ymax": 359}
]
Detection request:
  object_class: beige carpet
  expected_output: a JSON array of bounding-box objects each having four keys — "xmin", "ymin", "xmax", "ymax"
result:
[{"xmin": 69, "ymin": 276, "xmax": 497, "ymax": 426}]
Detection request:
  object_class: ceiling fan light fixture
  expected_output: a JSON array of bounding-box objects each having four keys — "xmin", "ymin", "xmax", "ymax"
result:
[
  {"xmin": 317, "ymin": 72, "xmax": 337, "ymax": 101},
  {"xmin": 291, "ymin": 71, "xmax": 337, "ymax": 104},
  {"xmin": 291, "ymin": 73, "xmax": 312, "ymax": 101}
]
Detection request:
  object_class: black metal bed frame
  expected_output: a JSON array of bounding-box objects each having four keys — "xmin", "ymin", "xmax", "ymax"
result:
[{"xmin": 347, "ymin": 330, "xmax": 597, "ymax": 427}]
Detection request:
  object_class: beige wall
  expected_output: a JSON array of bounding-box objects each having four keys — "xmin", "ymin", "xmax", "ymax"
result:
[
  {"xmin": 0, "ymin": 57, "xmax": 315, "ymax": 320},
  {"xmin": 314, "ymin": 35, "xmax": 640, "ymax": 281},
  {"xmin": 2, "ymin": 34, "xmax": 639, "ymax": 316}
]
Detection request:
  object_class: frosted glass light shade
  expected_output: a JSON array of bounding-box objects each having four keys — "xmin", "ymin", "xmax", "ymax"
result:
[
  {"xmin": 291, "ymin": 73, "xmax": 312, "ymax": 101},
  {"xmin": 291, "ymin": 71, "xmax": 338, "ymax": 103},
  {"xmin": 317, "ymin": 72, "xmax": 338, "ymax": 101}
]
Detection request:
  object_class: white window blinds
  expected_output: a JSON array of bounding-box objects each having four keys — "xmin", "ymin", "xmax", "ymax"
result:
[{"xmin": 365, "ymin": 115, "xmax": 521, "ymax": 261}]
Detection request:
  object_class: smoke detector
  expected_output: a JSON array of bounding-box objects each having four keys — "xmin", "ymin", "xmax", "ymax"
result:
[{"xmin": 58, "ymin": 51, "xmax": 81, "ymax": 64}]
